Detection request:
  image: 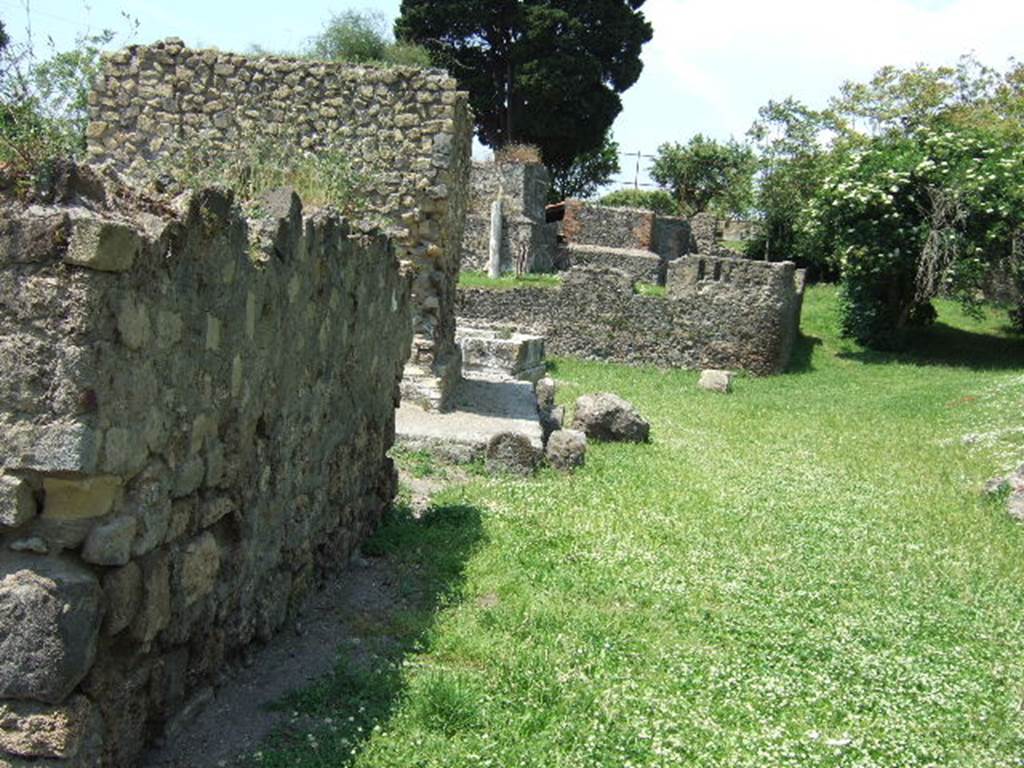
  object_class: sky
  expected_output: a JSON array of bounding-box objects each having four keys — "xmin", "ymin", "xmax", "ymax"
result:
[{"xmin": 4, "ymin": 0, "xmax": 1023, "ymax": 188}]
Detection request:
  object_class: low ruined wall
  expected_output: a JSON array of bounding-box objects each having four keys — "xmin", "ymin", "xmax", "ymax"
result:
[
  {"xmin": 86, "ymin": 39, "xmax": 472, "ymax": 411},
  {"xmin": 562, "ymin": 202, "xmax": 658, "ymax": 252},
  {"xmin": 0, "ymin": 181, "xmax": 411, "ymax": 767},
  {"xmin": 457, "ymin": 257, "xmax": 803, "ymax": 375},
  {"xmin": 461, "ymin": 161, "xmax": 555, "ymax": 274}
]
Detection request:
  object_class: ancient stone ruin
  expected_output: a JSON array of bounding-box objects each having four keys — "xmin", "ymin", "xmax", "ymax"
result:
[
  {"xmin": 460, "ymin": 160, "xmax": 556, "ymax": 275},
  {"xmin": 458, "ymin": 257, "xmax": 805, "ymax": 375},
  {"xmin": 0, "ymin": 166, "xmax": 413, "ymax": 766},
  {"xmin": 86, "ymin": 39, "xmax": 472, "ymax": 412}
]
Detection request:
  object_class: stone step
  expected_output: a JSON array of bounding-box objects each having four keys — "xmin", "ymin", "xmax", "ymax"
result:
[{"xmin": 456, "ymin": 325, "xmax": 546, "ymax": 384}]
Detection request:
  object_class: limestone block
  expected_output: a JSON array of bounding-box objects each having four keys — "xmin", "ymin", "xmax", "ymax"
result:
[
  {"xmin": 0, "ymin": 475, "xmax": 36, "ymax": 529},
  {"xmin": 35, "ymin": 476, "xmax": 122, "ymax": 549},
  {"xmin": 0, "ymin": 556, "xmax": 103, "ymax": 703},
  {"xmin": 64, "ymin": 217, "xmax": 140, "ymax": 272},
  {"xmin": 9, "ymin": 420, "xmax": 102, "ymax": 475},
  {"xmin": 179, "ymin": 532, "xmax": 220, "ymax": 607},
  {"xmin": 0, "ymin": 694, "xmax": 94, "ymax": 759},
  {"xmin": 81, "ymin": 515, "xmax": 136, "ymax": 566},
  {"xmin": 698, "ymin": 369, "xmax": 735, "ymax": 394},
  {"xmin": 546, "ymin": 429, "xmax": 587, "ymax": 472},
  {"xmin": 101, "ymin": 562, "xmax": 142, "ymax": 636}
]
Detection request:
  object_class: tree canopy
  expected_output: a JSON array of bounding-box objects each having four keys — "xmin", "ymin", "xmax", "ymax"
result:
[
  {"xmin": 395, "ymin": 0, "xmax": 652, "ymax": 174},
  {"xmin": 649, "ymin": 134, "xmax": 755, "ymax": 217}
]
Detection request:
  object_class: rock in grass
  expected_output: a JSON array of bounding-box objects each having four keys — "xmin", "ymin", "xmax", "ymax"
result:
[
  {"xmin": 485, "ymin": 432, "xmax": 541, "ymax": 476},
  {"xmin": 571, "ymin": 393, "xmax": 650, "ymax": 444},
  {"xmin": 698, "ymin": 369, "xmax": 735, "ymax": 394},
  {"xmin": 546, "ymin": 429, "xmax": 587, "ymax": 471}
]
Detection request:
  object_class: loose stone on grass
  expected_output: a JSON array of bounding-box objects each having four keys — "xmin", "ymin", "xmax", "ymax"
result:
[
  {"xmin": 485, "ymin": 432, "xmax": 542, "ymax": 476},
  {"xmin": 546, "ymin": 429, "xmax": 587, "ymax": 471},
  {"xmin": 571, "ymin": 393, "xmax": 650, "ymax": 443},
  {"xmin": 698, "ymin": 369, "xmax": 735, "ymax": 393}
]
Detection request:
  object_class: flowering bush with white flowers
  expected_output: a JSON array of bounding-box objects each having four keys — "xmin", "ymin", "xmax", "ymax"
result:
[{"xmin": 803, "ymin": 124, "xmax": 1024, "ymax": 347}]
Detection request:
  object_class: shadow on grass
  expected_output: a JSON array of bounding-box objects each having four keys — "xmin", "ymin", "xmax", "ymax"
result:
[
  {"xmin": 786, "ymin": 333, "xmax": 823, "ymax": 374},
  {"xmin": 249, "ymin": 502, "xmax": 485, "ymax": 768},
  {"xmin": 837, "ymin": 321, "xmax": 1024, "ymax": 371}
]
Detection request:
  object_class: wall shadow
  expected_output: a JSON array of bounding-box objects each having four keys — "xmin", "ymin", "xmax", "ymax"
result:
[
  {"xmin": 837, "ymin": 321, "xmax": 1024, "ymax": 371},
  {"xmin": 250, "ymin": 501, "xmax": 485, "ymax": 767},
  {"xmin": 786, "ymin": 333, "xmax": 823, "ymax": 374}
]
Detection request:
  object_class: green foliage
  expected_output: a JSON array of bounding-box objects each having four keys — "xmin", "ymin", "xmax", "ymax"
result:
[
  {"xmin": 309, "ymin": 11, "xmax": 430, "ymax": 67},
  {"xmin": 395, "ymin": 0, "xmax": 652, "ymax": 176},
  {"xmin": 804, "ymin": 122, "xmax": 1024, "ymax": 347},
  {"xmin": 157, "ymin": 136, "xmax": 373, "ymax": 216},
  {"xmin": 548, "ymin": 132, "xmax": 619, "ymax": 202},
  {"xmin": 599, "ymin": 188, "xmax": 681, "ymax": 216},
  {"xmin": 458, "ymin": 270, "xmax": 562, "ymax": 290},
  {"xmin": 0, "ymin": 17, "xmax": 135, "ymax": 193},
  {"xmin": 745, "ymin": 98, "xmax": 835, "ymax": 273},
  {"xmin": 254, "ymin": 286, "xmax": 1024, "ymax": 767},
  {"xmin": 650, "ymin": 134, "xmax": 756, "ymax": 216}
]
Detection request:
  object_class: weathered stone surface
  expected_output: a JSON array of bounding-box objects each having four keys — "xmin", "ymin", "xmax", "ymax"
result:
[
  {"xmin": 87, "ymin": 41, "xmax": 472, "ymax": 413},
  {"xmin": 571, "ymin": 393, "xmax": 650, "ymax": 444},
  {"xmin": 33, "ymin": 476, "xmax": 123, "ymax": 550},
  {"xmin": 101, "ymin": 562, "xmax": 142, "ymax": 636},
  {"xmin": 698, "ymin": 369, "xmax": 735, "ymax": 394},
  {"xmin": 0, "ymin": 557, "xmax": 103, "ymax": 703},
  {"xmin": 535, "ymin": 377, "xmax": 556, "ymax": 414},
  {"xmin": 458, "ymin": 258, "xmax": 804, "ymax": 376},
  {"xmin": 178, "ymin": 532, "xmax": 220, "ymax": 607},
  {"xmin": 0, "ymin": 475, "xmax": 35, "ymax": 529},
  {"xmin": 81, "ymin": 516, "xmax": 136, "ymax": 566},
  {"xmin": 546, "ymin": 429, "xmax": 587, "ymax": 472},
  {"xmin": 0, "ymin": 695, "xmax": 93, "ymax": 758},
  {"xmin": 485, "ymin": 432, "xmax": 542, "ymax": 476},
  {"xmin": 130, "ymin": 551, "xmax": 170, "ymax": 645},
  {"xmin": 64, "ymin": 217, "xmax": 141, "ymax": 273}
]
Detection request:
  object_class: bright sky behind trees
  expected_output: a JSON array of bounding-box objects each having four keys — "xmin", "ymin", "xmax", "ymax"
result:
[{"xmin": 5, "ymin": 0, "xmax": 1022, "ymax": 187}]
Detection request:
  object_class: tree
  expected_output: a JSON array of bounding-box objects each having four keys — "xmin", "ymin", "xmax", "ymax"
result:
[
  {"xmin": 0, "ymin": 20, "xmax": 8, "ymax": 54},
  {"xmin": 745, "ymin": 97, "xmax": 834, "ymax": 273},
  {"xmin": 309, "ymin": 11, "xmax": 430, "ymax": 67},
  {"xmin": 395, "ymin": 0, "xmax": 652, "ymax": 174},
  {"xmin": 548, "ymin": 132, "xmax": 619, "ymax": 201},
  {"xmin": 650, "ymin": 134, "xmax": 755, "ymax": 216}
]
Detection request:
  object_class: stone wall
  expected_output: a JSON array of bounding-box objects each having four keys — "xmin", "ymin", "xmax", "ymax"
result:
[
  {"xmin": 0, "ymin": 176, "xmax": 412, "ymax": 767},
  {"xmin": 86, "ymin": 39, "xmax": 472, "ymax": 411},
  {"xmin": 460, "ymin": 161, "xmax": 556, "ymax": 274},
  {"xmin": 457, "ymin": 257, "xmax": 804, "ymax": 375}
]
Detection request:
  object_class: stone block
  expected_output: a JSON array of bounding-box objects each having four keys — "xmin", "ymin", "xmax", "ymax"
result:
[
  {"xmin": 130, "ymin": 551, "xmax": 170, "ymax": 644},
  {"xmin": 64, "ymin": 217, "xmax": 141, "ymax": 273},
  {"xmin": 571, "ymin": 393, "xmax": 650, "ymax": 444},
  {"xmin": 81, "ymin": 515, "xmax": 137, "ymax": 566},
  {"xmin": 0, "ymin": 475, "xmax": 36, "ymax": 529},
  {"xmin": 101, "ymin": 562, "xmax": 142, "ymax": 636},
  {"xmin": 0, "ymin": 556, "xmax": 103, "ymax": 703},
  {"xmin": 485, "ymin": 432, "xmax": 541, "ymax": 476},
  {"xmin": 0, "ymin": 695, "xmax": 94, "ymax": 759},
  {"xmin": 179, "ymin": 532, "xmax": 221, "ymax": 607},
  {"xmin": 546, "ymin": 429, "xmax": 587, "ymax": 472},
  {"xmin": 698, "ymin": 369, "xmax": 735, "ymax": 394}
]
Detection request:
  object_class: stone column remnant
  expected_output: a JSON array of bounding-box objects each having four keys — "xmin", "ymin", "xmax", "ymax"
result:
[{"xmin": 488, "ymin": 197, "xmax": 503, "ymax": 279}]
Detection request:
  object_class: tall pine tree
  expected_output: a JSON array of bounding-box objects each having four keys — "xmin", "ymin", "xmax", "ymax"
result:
[{"xmin": 395, "ymin": 1, "xmax": 651, "ymax": 174}]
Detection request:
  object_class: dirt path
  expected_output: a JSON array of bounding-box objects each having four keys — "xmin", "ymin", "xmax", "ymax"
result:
[{"xmin": 142, "ymin": 552, "xmax": 398, "ymax": 768}]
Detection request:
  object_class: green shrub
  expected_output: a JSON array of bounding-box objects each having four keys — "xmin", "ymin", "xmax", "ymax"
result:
[
  {"xmin": 157, "ymin": 136, "xmax": 373, "ymax": 216},
  {"xmin": 806, "ymin": 125, "xmax": 1024, "ymax": 347},
  {"xmin": 599, "ymin": 188, "xmax": 681, "ymax": 216},
  {"xmin": 309, "ymin": 11, "xmax": 431, "ymax": 67}
]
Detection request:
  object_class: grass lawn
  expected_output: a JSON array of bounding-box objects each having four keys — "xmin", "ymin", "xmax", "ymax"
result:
[
  {"xmin": 254, "ymin": 286, "xmax": 1024, "ymax": 767},
  {"xmin": 458, "ymin": 270, "xmax": 563, "ymax": 290}
]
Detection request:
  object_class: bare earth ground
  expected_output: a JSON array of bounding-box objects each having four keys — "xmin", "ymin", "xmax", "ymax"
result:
[{"xmin": 142, "ymin": 468, "xmax": 455, "ymax": 768}]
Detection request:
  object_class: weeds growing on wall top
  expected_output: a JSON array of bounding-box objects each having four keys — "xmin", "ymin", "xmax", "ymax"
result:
[{"xmin": 157, "ymin": 136, "xmax": 375, "ymax": 217}]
